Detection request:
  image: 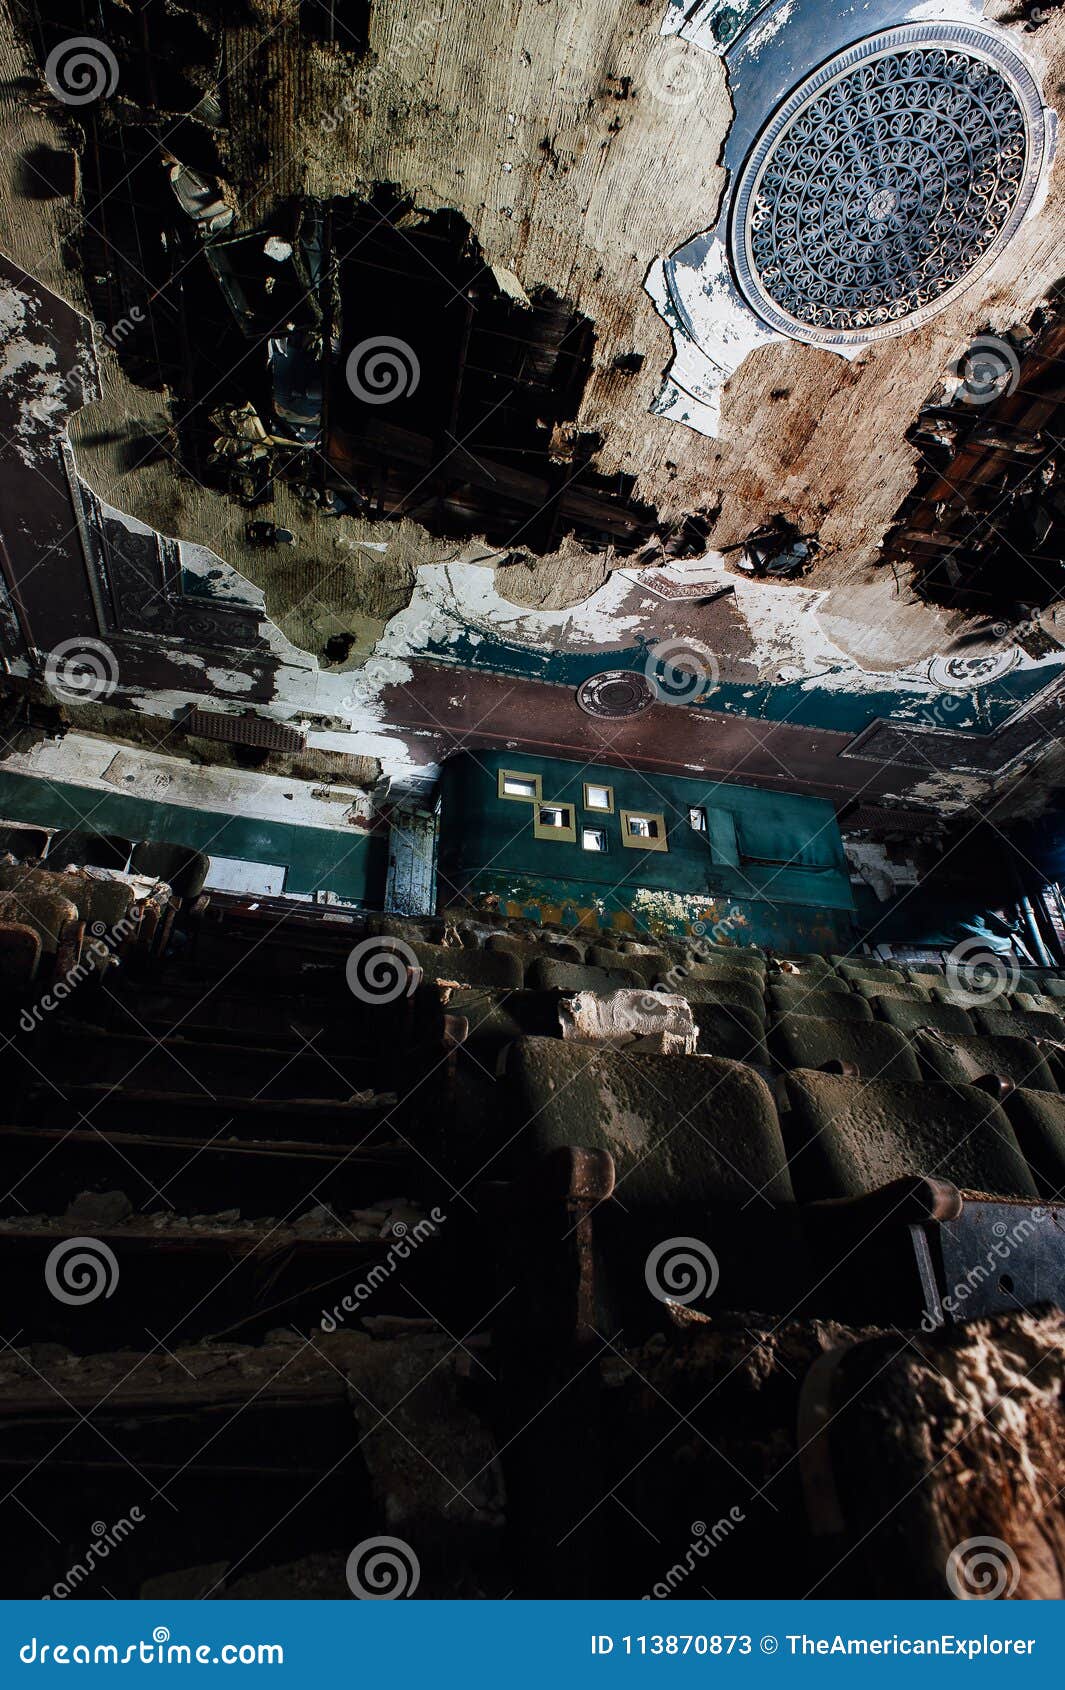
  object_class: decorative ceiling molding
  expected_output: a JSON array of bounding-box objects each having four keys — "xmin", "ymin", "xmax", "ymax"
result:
[{"xmin": 646, "ymin": 0, "xmax": 1056, "ymax": 436}]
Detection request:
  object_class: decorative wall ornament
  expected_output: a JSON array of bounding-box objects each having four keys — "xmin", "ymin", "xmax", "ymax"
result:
[
  {"xmin": 646, "ymin": 0, "xmax": 1054, "ymax": 436},
  {"xmin": 576, "ymin": 670, "xmax": 658, "ymax": 718}
]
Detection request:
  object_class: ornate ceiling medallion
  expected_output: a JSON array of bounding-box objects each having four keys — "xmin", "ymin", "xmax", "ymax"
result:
[
  {"xmin": 576, "ymin": 670, "xmax": 657, "ymax": 719},
  {"xmin": 729, "ymin": 24, "xmax": 1048, "ymax": 347},
  {"xmin": 645, "ymin": 2, "xmax": 1053, "ymax": 438}
]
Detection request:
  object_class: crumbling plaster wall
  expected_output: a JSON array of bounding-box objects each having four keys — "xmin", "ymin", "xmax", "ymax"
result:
[{"xmin": 224, "ymin": 0, "xmax": 1065, "ymax": 579}]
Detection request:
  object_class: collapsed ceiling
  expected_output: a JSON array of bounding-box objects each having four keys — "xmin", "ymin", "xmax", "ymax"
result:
[{"xmin": 2, "ymin": 0, "xmax": 1065, "ymax": 822}]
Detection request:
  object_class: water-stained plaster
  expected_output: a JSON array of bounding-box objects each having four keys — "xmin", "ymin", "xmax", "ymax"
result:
[
  {"xmin": 3, "ymin": 230, "xmax": 1064, "ymax": 814},
  {"xmin": 0, "ymin": 282, "xmax": 94, "ymax": 467},
  {"xmin": 370, "ymin": 555, "xmax": 1065, "ymax": 735}
]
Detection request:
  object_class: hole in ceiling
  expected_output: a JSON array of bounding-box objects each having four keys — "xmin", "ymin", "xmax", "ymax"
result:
[
  {"xmin": 879, "ymin": 293, "xmax": 1065, "ymax": 622},
  {"xmin": 41, "ymin": 11, "xmax": 721, "ymax": 567}
]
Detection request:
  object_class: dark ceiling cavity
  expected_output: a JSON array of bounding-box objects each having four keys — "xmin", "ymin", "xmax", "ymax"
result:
[
  {"xmin": 24, "ymin": 0, "xmax": 719, "ymax": 564},
  {"xmin": 879, "ymin": 287, "xmax": 1065, "ymax": 624}
]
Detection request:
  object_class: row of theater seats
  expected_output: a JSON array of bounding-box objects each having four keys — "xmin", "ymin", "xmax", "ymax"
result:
[
  {"xmin": 0, "ymin": 823, "xmax": 210, "ymax": 893},
  {"xmin": 372, "ymin": 917, "xmax": 1065, "ymax": 1087},
  {"xmin": 0, "ymin": 829, "xmax": 211, "ymax": 987},
  {"xmin": 500, "ymin": 1036, "xmax": 1063, "ymax": 1206},
  {"xmin": 350, "ymin": 919, "xmax": 1065, "ymax": 1214}
]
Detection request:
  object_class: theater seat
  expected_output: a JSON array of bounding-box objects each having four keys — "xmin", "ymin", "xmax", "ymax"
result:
[
  {"xmin": 691, "ymin": 1003, "xmax": 768, "ymax": 1066},
  {"xmin": 412, "ymin": 944, "xmax": 524, "ymax": 990},
  {"xmin": 505, "ymin": 1036, "xmax": 794, "ymax": 1206},
  {"xmin": 832, "ymin": 960, "xmax": 905, "ymax": 984},
  {"xmin": 769, "ymin": 1015, "xmax": 921, "ymax": 1083},
  {"xmin": 425, "ymin": 985, "xmax": 561, "ymax": 1049},
  {"xmin": 0, "ymin": 892, "xmax": 81, "ymax": 973},
  {"xmin": 588, "ymin": 945, "xmax": 667, "ymax": 984},
  {"xmin": 47, "ymin": 830, "xmax": 131, "ymax": 872},
  {"xmin": 667, "ymin": 977, "xmax": 765, "ymax": 1020},
  {"xmin": 129, "ymin": 842, "xmax": 210, "ymax": 899},
  {"xmin": 696, "ymin": 944, "xmax": 766, "ymax": 972},
  {"xmin": 781, "ymin": 1071, "xmax": 1037, "ymax": 1201},
  {"xmin": 1010, "ymin": 992, "xmax": 1060, "ymax": 1015},
  {"xmin": 1000, "ymin": 1089, "xmax": 1065, "ymax": 1195},
  {"xmin": 526, "ymin": 958, "xmax": 640, "ymax": 994},
  {"xmin": 974, "ymin": 1006, "xmax": 1065, "ymax": 1042},
  {"xmin": 853, "ymin": 980, "xmax": 930, "ymax": 1004},
  {"xmin": 913, "ymin": 1030, "xmax": 1058, "ymax": 1094},
  {"xmin": 679, "ymin": 958, "xmax": 766, "ymax": 985},
  {"xmin": 774, "ymin": 955, "xmax": 833, "ymax": 976},
  {"xmin": 0, "ymin": 920, "xmax": 42, "ymax": 986},
  {"xmin": 0, "ymin": 825, "xmax": 46, "ymax": 859},
  {"xmin": 770, "ymin": 971, "xmax": 852, "ymax": 997},
  {"xmin": 769, "ymin": 984, "xmax": 871, "ymax": 1021},
  {"xmin": 872, "ymin": 997, "xmax": 974, "ymax": 1037}
]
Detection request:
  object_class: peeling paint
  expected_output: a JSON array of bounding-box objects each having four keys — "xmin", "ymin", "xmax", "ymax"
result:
[
  {"xmin": 739, "ymin": 1, "xmax": 794, "ymax": 59},
  {"xmin": 0, "ymin": 282, "xmax": 92, "ymax": 466}
]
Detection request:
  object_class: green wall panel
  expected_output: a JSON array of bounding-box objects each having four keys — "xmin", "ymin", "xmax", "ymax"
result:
[
  {"xmin": 0, "ymin": 772, "xmax": 388, "ymax": 905},
  {"xmin": 437, "ymin": 752, "xmax": 854, "ymax": 946}
]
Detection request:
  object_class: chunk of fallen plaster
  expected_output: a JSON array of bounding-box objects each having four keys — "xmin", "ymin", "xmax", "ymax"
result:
[{"xmin": 558, "ymin": 989, "xmax": 696, "ymax": 1055}]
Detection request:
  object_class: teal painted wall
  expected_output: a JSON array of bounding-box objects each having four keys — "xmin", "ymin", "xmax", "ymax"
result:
[
  {"xmin": 437, "ymin": 752, "xmax": 854, "ymax": 947},
  {"xmin": 411, "ymin": 625, "xmax": 1064, "ymax": 737},
  {"xmin": 0, "ymin": 771, "xmax": 388, "ymax": 905}
]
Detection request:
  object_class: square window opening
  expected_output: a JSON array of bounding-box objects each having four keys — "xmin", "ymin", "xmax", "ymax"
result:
[
  {"xmin": 534, "ymin": 802, "xmax": 576, "ymax": 841},
  {"xmin": 582, "ymin": 828, "xmax": 607, "ymax": 853},
  {"xmin": 583, "ymin": 783, "xmax": 614, "ymax": 813},
  {"xmin": 689, "ymin": 807, "xmax": 707, "ymax": 832},
  {"xmin": 499, "ymin": 768, "xmax": 542, "ymax": 802},
  {"xmin": 620, "ymin": 809, "xmax": 668, "ymax": 852}
]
